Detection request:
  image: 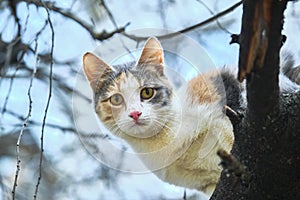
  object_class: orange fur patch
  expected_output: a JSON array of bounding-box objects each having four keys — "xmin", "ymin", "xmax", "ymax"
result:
[
  {"xmin": 187, "ymin": 72, "xmax": 220, "ymax": 104},
  {"xmin": 96, "ymin": 101, "xmax": 115, "ymax": 124}
]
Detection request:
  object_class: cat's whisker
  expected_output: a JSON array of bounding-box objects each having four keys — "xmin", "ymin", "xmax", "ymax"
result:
[
  {"xmin": 153, "ymin": 114, "xmax": 180, "ymax": 125},
  {"xmin": 151, "ymin": 119, "xmax": 175, "ymax": 134}
]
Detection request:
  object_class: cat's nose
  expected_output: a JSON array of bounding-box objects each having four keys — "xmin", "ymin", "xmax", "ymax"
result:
[{"xmin": 129, "ymin": 111, "xmax": 142, "ymax": 122}]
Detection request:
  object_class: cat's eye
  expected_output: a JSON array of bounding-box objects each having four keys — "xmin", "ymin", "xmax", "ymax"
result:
[
  {"xmin": 140, "ymin": 87, "xmax": 155, "ymax": 100},
  {"xmin": 110, "ymin": 94, "xmax": 124, "ymax": 106}
]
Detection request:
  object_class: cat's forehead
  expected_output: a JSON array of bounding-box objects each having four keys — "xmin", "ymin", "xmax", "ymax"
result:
[
  {"xmin": 118, "ymin": 71, "xmax": 141, "ymax": 92},
  {"xmin": 104, "ymin": 70, "xmax": 141, "ymax": 99}
]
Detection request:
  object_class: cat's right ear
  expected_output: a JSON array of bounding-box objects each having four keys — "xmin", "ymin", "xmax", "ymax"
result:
[{"xmin": 83, "ymin": 52, "xmax": 113, "ymax": 89}]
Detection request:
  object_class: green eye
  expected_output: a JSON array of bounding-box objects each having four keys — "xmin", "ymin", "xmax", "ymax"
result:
[
  {"xmin": 110, "ymin": 94, "xmax": 124, "ymax": 106},
  {"xmin": 141, "ymin": 88, "xmax": 155, "ymax": 100}
]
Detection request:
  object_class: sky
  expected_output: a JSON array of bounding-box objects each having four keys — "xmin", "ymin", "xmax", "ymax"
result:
[{"xmin": 1, "ymin": 0, "xmax": 300, "ymax": 199}]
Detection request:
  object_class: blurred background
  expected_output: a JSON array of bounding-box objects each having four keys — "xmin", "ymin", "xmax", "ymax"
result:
[{"xmin": 0, "ymin": 0, "xmax": 299, "ymax": 199}]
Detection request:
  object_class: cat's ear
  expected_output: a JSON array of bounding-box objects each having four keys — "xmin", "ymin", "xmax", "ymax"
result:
[
  {"xmin": 137, "ymin": 37, "xmax": 164, "ymax": 66},
  {"xmin": 83, "ymin": 52, "xmax": 113, "ymax": 89}
]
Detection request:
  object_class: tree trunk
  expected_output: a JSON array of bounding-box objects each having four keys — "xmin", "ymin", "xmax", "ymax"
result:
[{"xmin": 211, "ymin": 0, "xmax": 300, "ymax": 199}]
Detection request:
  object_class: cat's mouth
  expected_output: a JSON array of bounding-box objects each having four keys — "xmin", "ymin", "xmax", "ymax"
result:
[{"xmin": 132, "ymin": 121, "xmax": 146, "ymax": 126}]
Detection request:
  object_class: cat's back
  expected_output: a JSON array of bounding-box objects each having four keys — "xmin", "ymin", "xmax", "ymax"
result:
[{"xmin": 183, "ymin": 69, "xmax": 244, "ymax": 111}]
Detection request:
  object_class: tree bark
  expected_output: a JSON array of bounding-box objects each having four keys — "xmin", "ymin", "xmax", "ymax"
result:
[{"xmin": 211, "ymin": 0, "xmax": 300, "ymax": 199}]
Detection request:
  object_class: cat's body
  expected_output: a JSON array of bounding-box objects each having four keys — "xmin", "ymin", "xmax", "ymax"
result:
[{"xmin": 82, "ymin": 37, "xmax": 299, "ymax": 196}]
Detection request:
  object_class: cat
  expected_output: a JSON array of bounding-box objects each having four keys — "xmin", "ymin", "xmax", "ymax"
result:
[{"xmin": 82, "ymin": 37, "xmax": 300, "ymax": 196}]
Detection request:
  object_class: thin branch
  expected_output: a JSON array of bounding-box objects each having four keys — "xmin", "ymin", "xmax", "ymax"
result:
[
  {"xmin": 8, "ymin": 0, "xmax": 21, "ymax": 36},
  {"xmin": 0, "ymin": 42, "xmax": 28, "ymax": 119},
  {"xmin": 223, "ymin": 105, "xmax": 243, "ymax": 125},
  {"xmin": 100, "ymin": 0, "xmax": 118, "ymax": 28},
  {"xmin": 10, "ymin": 64, "xmax": 91, "ymax": 103},
  {"xmin": 34, "ymin": 1, "xmax": 54, "ymax": 199},
  {"xmin": 100, "ymin": 0, "xmax": 135, "ymax": 59},
  {"xmin": 3, "ymin": 108, "xmax": 76, "ymax": 133},
  {"xmin": 11, "ymin": 14, "xmax": 45, "ymax": 198},
  {"xmin": 196, "ymin": 0, "xmax": 233, "ymax": 34},
  {"xmin": 11, "ymin": 58, "xmax": 35, "ymax": 200},
  {"xmin": 16, "ymin": 0, "xmax": 129, "ymax": 41},
  {"xmin": 122, "ymin": 0, "xmax": 242, "ymax": 42}
]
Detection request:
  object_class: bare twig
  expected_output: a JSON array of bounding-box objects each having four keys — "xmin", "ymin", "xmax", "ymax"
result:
[
  {"xmin": 11, "ymin": 58, "xmax": 36, "ymax": 200},
  {"xmin": 3, "ymin": 108, "xmax": 76, "ymax": 133},
  {"xmin": 33, "ymin": 1, "xmax": 54, "ymax": 199},
  {"xmin": 8, "ymin": 0, "xmax": 21, "ymax": 36},
  {"xmin": 100, "ymin": 0, "xmax": 118, "ymax": 28},
  {"xmin": 100, "ymin": 0, "xmax": 134, "ymax": 59},
  {"xmin": 1, "ymin": 41, "xmax": 28, "ymax": 118},
  {"xmin": 12, "ymin": 16, "xmax": 46, "ymax": 198},
  {"xmin": 122, "ymin": 0, "xmax": 242, "ymax": 42},
  {"xmin": 223, "ymin": 105, "xmax": 243, "ymax": 125},
  {"xmin": 16, "ymin": 0, "xmax": 129, "ymax": 41},
  {"xmin": 196, "ymin": 0, "xmax": 233, "ymax": 34}
]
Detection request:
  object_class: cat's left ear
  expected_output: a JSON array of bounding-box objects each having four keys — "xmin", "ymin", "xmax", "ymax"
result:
[
  {"xmin": 83, "ymin": 52, "xmax": 114, "ymax": 91},
  {"xmin": 137, "ymin": 37, "xmax": 164, "ymax": 66}
]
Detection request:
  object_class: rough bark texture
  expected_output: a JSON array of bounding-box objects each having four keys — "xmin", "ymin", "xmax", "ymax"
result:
[{"xmin": 211, "ymin": 0, "xmax": 300, "ymax": 199}]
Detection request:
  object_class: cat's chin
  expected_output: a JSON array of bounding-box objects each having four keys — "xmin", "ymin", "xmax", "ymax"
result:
[
  {"xmin": 124, "ymin": 127, "xmax": 158, "ymax": 139},
  {"xmin": 117, "ymin": 121, "xmax": 163, "ymax": 139}
]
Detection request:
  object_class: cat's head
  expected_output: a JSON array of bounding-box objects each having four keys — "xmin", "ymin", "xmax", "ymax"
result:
[{"xmin": 83, "ymin": 37, "xmax": 174, "ymax": 138}]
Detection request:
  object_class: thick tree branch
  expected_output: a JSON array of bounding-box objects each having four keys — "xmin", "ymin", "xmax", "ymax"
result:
[
  {"xmin": 244, "ymin": 0, "xmax": 286, "ymax": 116},
  {"xmin": 211, "ymin": 1, "xmax": 300, "ymax": 199}
]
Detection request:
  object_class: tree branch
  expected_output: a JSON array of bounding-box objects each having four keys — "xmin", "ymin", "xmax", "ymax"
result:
[
  {"xmin": 122, "ymin": 1, "xmax": 242, "ymax": 42},
  {"xmin": 2, "ymin": 108, "xmax": 76, "ymax": 133},
  {"xmin": 11, "ymin": 39, "xmax": 36, "ymax": 200},
  {"xmin": 33, "ymin": 1, "xmax": 54, "ymax": 199},
  {"xmin": 242, "ymin": 0, "xmax": 287, "ymax": 116},
  {"xmin": 16, "ymin": 0, "xmax": 129, "ymax": 41},
  {"xmin": 223, "ymin": 105, "xmax": 243, "ymax": 125},
  {"xmin": 217, "ymin": 149, "xmax": 250, "ymax": 186},
  {"xmin": 211, "ymin": 1, "xmax": 299, "ymax": 199}
]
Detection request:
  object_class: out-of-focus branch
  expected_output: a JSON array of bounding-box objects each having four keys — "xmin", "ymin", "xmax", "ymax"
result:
[
  {"xmin": 8, "ymin": 0, "xmax": 21, "ymax": 36},
  {"xmin": 100, "ymin": 0, "xmax": 118, "ymax": 28},
  {"xmin": 1, "ymin": 46, "xmax": 27, "ymax": 119},
  {"xmin": 123, "ymin": 0, "xmax": 242, "ymax": 42},
  {"xmin": 99, "ymin": 0, "xmax": 135, "ymax": 58},
  {"xmin": 15, "ymin": 0, "xmax": 130, "ymax": 41},
  {"xmin": 3, "ymin": 108, "xmax": 76, "ymax": 133},
  {"xmin": 196, "ymin": 0, "xmax": 233, "ymax": 34}
]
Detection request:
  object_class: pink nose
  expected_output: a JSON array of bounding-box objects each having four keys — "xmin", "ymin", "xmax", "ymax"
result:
[{"xmin": 129, "ymin": 111, "xmax": 142, "ymax": 121}]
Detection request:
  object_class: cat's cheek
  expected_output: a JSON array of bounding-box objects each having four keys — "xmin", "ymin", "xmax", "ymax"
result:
[{"xmin": 96, "ymin": 102, "xmax": 118, "ymax": 124}]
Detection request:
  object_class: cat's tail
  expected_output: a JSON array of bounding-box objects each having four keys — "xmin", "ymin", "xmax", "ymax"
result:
[{"xmin": 279, "ymin": 52, "xmax": 300, "ymax": 92}]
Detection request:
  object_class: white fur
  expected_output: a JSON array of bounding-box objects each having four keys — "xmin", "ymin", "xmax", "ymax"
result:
[{"xmin": 116, "ymin": 85, "xmax": 233, "ymax": 196}]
